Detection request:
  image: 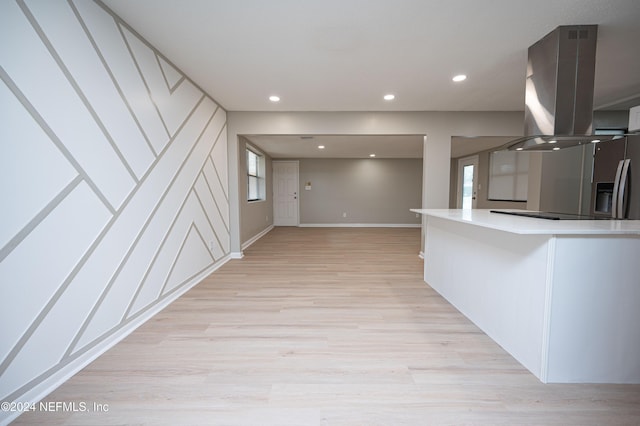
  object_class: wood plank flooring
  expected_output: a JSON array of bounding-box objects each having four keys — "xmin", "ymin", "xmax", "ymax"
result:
[{"xmin": 15, "ymin": 227, "xmax": 640, "ymax": 425}]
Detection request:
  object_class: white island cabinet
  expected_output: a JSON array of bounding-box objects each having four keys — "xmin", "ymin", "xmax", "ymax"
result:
[{"xmin": 411, "ymin": 209, "xmax": 640, "ymax": 384}]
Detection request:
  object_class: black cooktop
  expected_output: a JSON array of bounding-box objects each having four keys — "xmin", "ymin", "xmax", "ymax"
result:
[{"xmin": 489, "ymin": 210, "xmax": 605, "ymax": 220}]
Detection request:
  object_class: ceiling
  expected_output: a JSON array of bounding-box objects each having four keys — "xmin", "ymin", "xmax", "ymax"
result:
[{"xmin": 102, "ymin": 0, "xmax": 640, "ymax": 158}]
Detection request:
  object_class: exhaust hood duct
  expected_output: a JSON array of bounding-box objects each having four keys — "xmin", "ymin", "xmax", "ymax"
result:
[{"xmin": 505, "ymin": 25, "xmax": 622, "ymax": 151}]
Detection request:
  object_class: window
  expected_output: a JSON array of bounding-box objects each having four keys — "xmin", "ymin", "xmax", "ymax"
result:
[
  {"xmin": 247, "ymin": 147, "xmax": 265, "ymax": 201},
  {"xmin": 488, "ymin": 151, "xmax": 529, "ymax": 201}
]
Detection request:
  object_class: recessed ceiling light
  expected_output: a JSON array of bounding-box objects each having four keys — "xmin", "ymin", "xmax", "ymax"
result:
[
  {"xmin": 591, "ymin": 139, "xmax": 601, "ymax": 143},
  {"xmin": 369, "ymin": 153, "xmax": 376, "ymax": 157},
  {"xmin": 452, "ymin": 74, "xmax": 467, "ymax": 82},
  {"xmin": 318, "ymin": 145, "xmax": 325, "ymax": 149},
  {"xmin": 548, "ymin": 140, "xmax": 557, "ymax": 144},
  {"xmin": 383, "ymin": 94, "xmax": 395, "ymax": 101},
  {"xmin": 552, "ymin": 147, "xmax": 561, "ymax": 151},
  {"xmin": 516, "ymin": 147, "xmax": 524, "ymax": 151},
  {"xmin": 269, "ymin": 95, "xmax": 280, "ymax": 102}
]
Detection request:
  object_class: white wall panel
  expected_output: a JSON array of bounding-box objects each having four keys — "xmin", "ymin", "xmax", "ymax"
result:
[
  {"xmin": 72, "ymin": 0, "xmax": 169, "ymax": 154},
  {"xmin": 72, "ymin": 101, "xmax": 223, "ymax": 351},
  {"xmin": 211, "ymin": 127, "xmax": 229, "ymax": 199},
  {"xmin": 163, "ymin": 225, "xmax": 215, "ymax": 295},
  {"xmin": 26, "ymin": 98, "xmax": 218, "ymax": 367},
  {"xmin": 0, "ymin": 1, "xmax": 229, "ymax": 419},
  {"xmin": 126, "ymin": 191, "xmax": 212, "ymax": 316},
  {"xmin": 0, "ymin": 182, "xmax": 110, "ymax": 394},
  {"xmin": 26, "ymin": 0, "xmax": 155, "ymax": 180},
  {"xmin": 122, "ymin": 27, "xmax": 202, "ymax": 138},
  {"xmin": 194, "ymin": 174, "xmax": 229, "ymax": 252},
  {"xmin": 0, "ymin": 1, "xmax": 134, "ymax": 211},
  {"xmin": 204, "ymin": 157, "xmax": 230, "ymax": 230},
  {"xmin": 158, "ymin": 56, "xmax": 183, "ymax": 90},
  {"xmin": 0, "ymin": 80, "xmax": 77, "ymax": 249},
  {"xmin": 189, "ymin": 189, "xmax": 225, "ymax": 261}
]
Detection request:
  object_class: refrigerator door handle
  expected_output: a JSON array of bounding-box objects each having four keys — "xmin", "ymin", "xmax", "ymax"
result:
[
  {"xmin": 611, "ymin": 160, "xmax": 625, "ymax": 218},
  {"xmin": 617, "ymin": 159, "xmax": 631, "ymax": 219}
]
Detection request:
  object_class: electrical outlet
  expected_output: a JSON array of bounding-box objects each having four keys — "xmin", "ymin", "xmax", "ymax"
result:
[
  {"xmin": 342, "ymin": 212, "xmax": 347, "ymax": 218},
  {"xmin": 416, "ymin": 213, "xmax": 419, "ymax": 218},
  {"xmin": 209, "ymin": 241, "xmax": 215, "ymax": 250}
]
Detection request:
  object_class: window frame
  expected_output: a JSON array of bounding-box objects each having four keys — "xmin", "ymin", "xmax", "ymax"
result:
[
  {"xmin": 488, "ymin": 150, "xmax": 529, "ymax": 202},
  {"xmin": 246, "ymin": 146, "xmax": 265, "ymax": 202}
]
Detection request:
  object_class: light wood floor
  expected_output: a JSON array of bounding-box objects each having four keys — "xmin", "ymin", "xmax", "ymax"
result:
[{"xmin": 15, "ymin": 227, "xmax": 640, "ymax": 425}]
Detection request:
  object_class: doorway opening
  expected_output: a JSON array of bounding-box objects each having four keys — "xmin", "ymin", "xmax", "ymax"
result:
[
  {"xmin": 457, "ymin": 155, "xmax": 479, "ymax": 209},
  {"xmin": 272, "ymin": 161, "xmax": 299, "ymax": 226}
]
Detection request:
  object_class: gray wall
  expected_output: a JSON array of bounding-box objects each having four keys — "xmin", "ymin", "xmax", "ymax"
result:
[
  {"xmin": 297, "ymin": 158, "xmax": 422, "ymax": 225},
  {"xmin": 239, "ymin": 136, "xmax": 273, "ymax": 245}
]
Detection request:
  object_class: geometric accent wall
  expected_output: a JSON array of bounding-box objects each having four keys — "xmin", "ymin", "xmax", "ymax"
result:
[{"xmin": 0, "ymin": 0, "xmax": 229, "ymax": 414}]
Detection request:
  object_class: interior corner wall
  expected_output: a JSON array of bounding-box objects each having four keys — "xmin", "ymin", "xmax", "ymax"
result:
[
  {"xmin": 239, "ymin": 136, "xmax": 273, "ymax": 245},
  {"xmin": 0, "ymin": 1, "xmax": 229, "ymax": 420},
  {"xmin": 297, "ymin": 158, "xmax": 423, "ymax": 225}
]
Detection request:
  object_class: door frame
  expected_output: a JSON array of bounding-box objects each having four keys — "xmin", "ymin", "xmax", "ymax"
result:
[
  {"xmin": 272, "ymin": 160, "xmax": 300, "ymax": 226},
  {"xmin": 456, "ymin": 155, "xmax": 479, "ymax": 209}
]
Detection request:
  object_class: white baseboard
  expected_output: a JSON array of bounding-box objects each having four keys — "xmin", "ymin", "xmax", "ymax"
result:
[
  {"xmin": 229, "ymin": 251, "xmax": 244, "ymax": 259},
  {"xmin": 1, "ymin": 255, "xmax": 231, "ymax": 426},
  {"xmin": 241, "ymin": 225, "xmax": 274, "ymax": 250},
  {"xmin": 299, "ymin": 223, "xmax": 421, "ymax": 228}
]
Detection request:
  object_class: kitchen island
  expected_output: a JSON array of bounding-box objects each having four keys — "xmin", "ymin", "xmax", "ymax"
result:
[{"xmin": 411, "ymin": 209, "xmax": 640, "ymax": 384}]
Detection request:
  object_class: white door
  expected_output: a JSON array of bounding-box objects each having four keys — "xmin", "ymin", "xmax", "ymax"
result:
[
  {"xmin": 273, "ymin": 161, "xmax": 299, "ymax": 226},
  {"xmin": 457, "ymin": 155, "xmax": 479, "ymax": 209}
]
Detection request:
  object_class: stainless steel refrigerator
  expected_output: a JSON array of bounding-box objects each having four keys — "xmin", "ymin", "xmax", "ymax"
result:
[{"xmin": 591, "ymin": 134, "xmax": 640, "ymax": 219}]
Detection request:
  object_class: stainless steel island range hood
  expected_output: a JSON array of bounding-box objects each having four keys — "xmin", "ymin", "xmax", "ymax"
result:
[{"xmin": 504, "ymin": 25, "xmax": 623, "ymax": 152}]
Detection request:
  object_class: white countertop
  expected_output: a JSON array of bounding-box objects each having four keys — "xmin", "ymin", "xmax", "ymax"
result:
[{"xmin": 411, "ymin": 209, "xmax": 640, "ymax": 235}]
